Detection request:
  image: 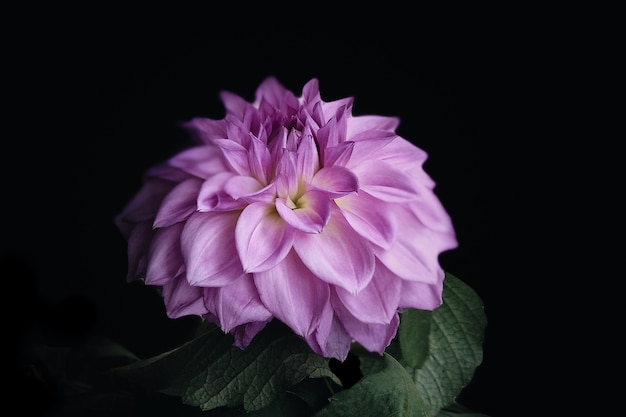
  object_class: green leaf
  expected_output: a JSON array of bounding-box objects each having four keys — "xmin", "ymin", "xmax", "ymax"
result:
[
  {"xmin": 112, "ymin": 320, "xmax": 340, "ymax": 413},
  {"xmin": 398, "ymin": 308, "xmax": 432, "ymax": 368},
  {"xmin": 394, "ymin": 272, "xmax": 487, "ymax": 416},
  {"xmin": 313, "ymin": 352, "xmax": 428, "ymax": 417}
]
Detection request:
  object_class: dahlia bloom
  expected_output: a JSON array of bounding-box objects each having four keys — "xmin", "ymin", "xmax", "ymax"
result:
[{"xmin": 115, "ymin": 77, "xmax": 457, "ymax": 361}]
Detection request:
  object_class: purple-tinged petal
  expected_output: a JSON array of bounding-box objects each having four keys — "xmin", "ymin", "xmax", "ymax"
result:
[
  {"xmin": 166, "ymin": 145, "xmax": 228, "ymax": 179},
  {"xmin": 256, "ymin": 76, "xmax": 299, "ymax": 117},
  {"xmin": 124, "ymin": 222, "xmax": 153, "ymax": 281},
  {"xmin": 229, "ymin": 321, "xmax": 271, "ymax": 350},
  {"xmin": 321, "ymin": 98, "xmax": 353, "ymax": 126},
  {"xmin": 346, "ymin": 133, "xmax": 397, "ymax": 168},
  {"xmin": 375, "ymin": 206, "xmax": 453, "ymax": 283},
  {"xmin": 398, "ymin": 271, "xmax": 445, "ymax": 311},
  {"xmin": 296, "ymin": 133, "xmax": 320, "ymax": 183},
  {"xmin": 335, "ymin": 260, "xmax": 401, "ymax": 324},
  {"xmin": 347, "ymin": 115, "xmax": 400, "ymax": 138},
  {"xmin": 116, "ymin": 179, "xmax": 176, "ymax": 227},
  {"xmin": 351, "ymin": 159, "xmax": 419, "ymax": 202},
  {"xmin": 197, "ymin": 172, "xmax": 246, "ymax": 212},
  {"xmin": 311, "ymin": 166, "xmax": 359, "ymax": 198},
  {"xmin": 373, "ymin": 136, "xmax": 430, "ymax": 172},
  {"xmin": 411, "ymin": 183, "xmax": 458, "ymax": 234},
  {"xmin": 323, "ymin": 141, "xmax": 354, "ymax": 167},
  {"xmin": 204, "ymin": 275, "xmax": 273, "ymax": 332},
  {"xmin": 219, "ymin": 90, "xmax": 251, "ymax": 120},
  {"xmin": 181, "ymin": 117, "xmax": 228, "ymax": 144},
  {"xmin": 254, "ymin": 250, "xmax": 330, "ymax": 338},
  {"xmin": 316, "ymin": 117, "xmax": 340, "ymax": 153},
  {"xmin": 153, "ymin": 178, "xmax": 202, "ymax": 228},
  {"xmin": 214, "ymin": 139, "xmax": 250, "ymax": 176},
  {"xmin": 305, "ymin": 306, "xmax": 352, "ymax": 361},
  {"xmin": 161, "ymin": 275, "xmax": 209, "ymax": 319},
  {"xmin": 332, "ymin": 290, "xmax": 399, "ymax": 354},
  {"xmin": 145, "ymin": 223, "xmax": 185, "ymax": 285},
  {"xmin": 235, "ymin": 202, "xmax": 295, "ymax": 272},
  {"xmin": 276, "ymin": 190, "xmax": 330, "ymax": 233},
  {"xmin": 335, "ymin": 191, "xmax": 396, "ymax": 250},
  {"xmin": 223, "ymin": 175, "xmax": 275, "ymax": 204},
  {"xmin": 294, "ymin": 205, "xmax": 375, "ymax": 293},
  {"xmin": 181, "ymin": 211, "xmax": 243, "ymax": 287}
]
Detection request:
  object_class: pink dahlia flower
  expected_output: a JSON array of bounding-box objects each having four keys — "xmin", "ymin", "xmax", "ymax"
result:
[{"xmin": 115, "ymin": 77, "xmax": 457, "ymax": 361}]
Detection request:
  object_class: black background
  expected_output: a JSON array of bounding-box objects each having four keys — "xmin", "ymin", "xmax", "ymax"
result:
[{"xmin": 3, "ymin": 23, "xmax": 549, "ymax": 417}]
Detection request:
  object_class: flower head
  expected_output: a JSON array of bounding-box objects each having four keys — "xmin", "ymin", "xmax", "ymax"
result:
[{"xmin": 115, "ymin": 77, "xmax": 457, "ymax": 361}]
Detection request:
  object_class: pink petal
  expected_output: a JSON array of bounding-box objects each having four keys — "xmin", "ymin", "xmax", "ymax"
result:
[
  {"xmin": 124, "ymin": 222, "xmax": 153, "ymax": 281},
  {"xmin": 305, "ymin": 308, "xmax": 352, "ymax": 361},
  {"xmin": 323, "ymin": 141, "xmax": 354, "ymax": 167},
  {"xmin": 166, "ymin": 145, "xmax": 228, "ymax": 179},
  {"xmin": 398, "ymin": 271, "xmax": 445, "ymax": 311},
  {"xmin": 145, "ymin": 223, "xmax": 185, "ymax": 285},
  {"xmin": 411, "ymin": 182, "xmax": 459, "ymax": 234},
  {"xmin": 181, "ymin": 211, "xmax": 244, "ymax": 287},
  {"xmin": 335, "ymin": 260, "xmax": 401, "ymax": 324},
  {"xmin": 335, "ymin": 191, "xmax": 396, "ymax": 250},
  {"xmin": 375, "ymin": 206, "xmax": 452, "ymax": 283},
  {"xmin": 347, "ymin": 115, "xmax": 400, "ymax": 138},
  {"xmin": 332, "ymin": 290, "xmax": 399, "ymax": 354},
  {"xmin": 214, "ymin": 139, "xmax": 250, "ymax": 176},
  {"xmin": 197, "ymin": 172, "xmax": 246, "ymax": 212},
  {"xmin": 254, "ymin": 250, "xmax": 330, "ymax": 338},
  {"xmin": 293, "ymin": 205, "xmax": 375, "ymax": 293},
  {"xmin": 235, "ymin": 202, "xmax": 295, "ymax": 272},
  {"xmin": 223, "ymin": 175, "xmax": 275, "ymax": 204},
  {"xmin": 311, "ymin": 166, "xmax": 359, "ymax": 198},
  {"xmin": 345, "ymin": 133, "xmax": 397, "ymax": 167},
  {"xmin": 153, "ymin": 178, "xmax": 202, "ymax": 228},
  {"xmin": 229, "ymin": 321, "xmax": 271, "ymax": 349},
  {"xmin": 181, "ymin": 117, "xmax": 228, "ymax": 144},
  {"xmin": 161, "ymin": 275, "xmax": 209, "ymax": 319},
  {"xmin": 204, "ymin": 275, "xmax": 273, "ymax": 332},
  {"xmin": 276, "ymin": 190, "xmax": 331, "ymax": 234},
  {"xmin": 116, "ymin": 179, "xmax": 175, "ymax": 226},
  {"xmin": 352, "ymin": 159, "xmax": 419, "ymax": 202}
]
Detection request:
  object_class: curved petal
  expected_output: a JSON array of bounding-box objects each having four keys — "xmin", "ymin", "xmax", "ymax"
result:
[
  {"xmin": 294, "ymin": 204, "xmax": 375, "ymax": 293},
  {"xmin": 254, "ymin": 250, "xmax": 330, "ymax": 338},
  {"xmin": 398, "ymin": 270, "xmax": 445, "ymax": 311},
  {"xmin": 166, "ymin": 145, "xmax": 228, "ymax": 179},
  {"xmin": 229, "ymin": 321, "xmax": 271, "ymax": 350},
  {"xmin": 335, "ymin": 260, "xmax": 402, "ymax": 324},
  {"xmin": 347, "ymin": 115, "xmax": 400, "ymax": 138},
  {"xmin": 125, "ymin": 221, "xmax": 153, "ymax": 281},
  {"xmin": 153, "ymin": 178, "xmax": 202, "ymax": 228},
  {"xmin": 181, "ymin": 117, "xmax": 228, "ymax": 144},
  {"xmin": 161, "ymin": 275, "xmax": 209, "ymax": 319},
  {"xmin": 181, "ymin": 211, "xmax": 243, "ymax": 287},
  {"xmin": 305, "ymin": 307, "xmax": 352, "ymax": 362},
  {"xmin": 197, "ymin": 172, "xmax": 246, "ymax": 212},
  {"xmin": 332, "ymin": 290, "xmax": 399, "ymax": 354},
  {"xmin": 116, "ymin": 178, "xmax": 175, "ymax": 227},
  {"xmin": 351, "ymin": 159, "xmax": 419, "ymax": 202},
  {"xmin": 145, "ymin": 222, "xmax": 185, "ymax": 285},
  {"xmin": 214, "ymin": 138, "xmax": 250, "ymax": 176},
  {"xmin": 335, "ymin": 191, "xmax": 397, "ymax": 250},
  {"xmin": 235, "ymin": 202, "xmax": 295, "ymax": 273},
  {"xmin": 276, "ymin": 190, "xmax": 331, "ymax": 234},
  {"xmin": 411, "ymin": 182, "xmax": 458, "ymax": 234},
  {"xmin": 204, "ymin": 275, "xmax": 273, "ymax": 332},
  {"xmin": 375, "ymin": 206, "xmax": 454, "ymax": 283},
  {"xmin": 311, "ymin": 166, "xmax": 359, "ymax": 198},
  {"xmin": 224, "ymin": 175, "xmax": 275, "ymax": 204}
]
